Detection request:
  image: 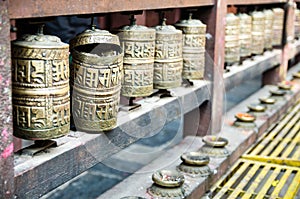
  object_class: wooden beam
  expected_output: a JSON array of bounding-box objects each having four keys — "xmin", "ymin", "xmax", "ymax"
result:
[
  {"xmin": 0, "ymin": 1, "xmax": 14, "ymax": 198},
  {"xmin": 8, "ymin": 0, "xmax": 214, "ymax": 19}
]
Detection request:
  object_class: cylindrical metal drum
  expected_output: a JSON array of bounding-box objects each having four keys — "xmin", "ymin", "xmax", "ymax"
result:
[
  {"xmin": 70, "ymin": 27, "xmax": 123, "ymax": 132},
  {"xmin": 238, "ymin": 13, "xmax": 252, "ymax": 59},
  {"xmin": 118, "ymin": 17, "xmax": 156, "ymax": 97},
  {"xmin": 272, "ymin": 8, "xmax": 284, "ymax": 46},
  {"xmin": 175, "ymin": 13, "xmax": 207, "ymax": 80},
  {"xmin": 263, "ymin": 9, "xmax": 274, "ymax": 50},
  {"xmin": 251, "ymin": 11, "xmax": 265, "ymax": 55},
  {"xmin": 225, "ymin": 13, "xmax": 240, "ymax": 65},
  {"xmin": 153, "ymin": 18, "xmax": 183, "ymax": 89},
  {"xmin": 295, "ymin": 9, "xmax": 300, "ymax": 39},
  {"xmin": 12, "ymin": 33, "xmax": 70, "ymax": 140}
]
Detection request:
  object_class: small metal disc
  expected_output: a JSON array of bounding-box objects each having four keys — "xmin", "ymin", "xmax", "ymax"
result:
[
  {"xmin": 152, "ymin": 170, "xmax": 184, "ymax": 188},
  {"xmin": 202, "ymin": 135, "xmax": 228, "ymax": 147},
  {"xmin": 293, "ymin": 72, "xmax": 300, "ymax": 78},
  {"xmin": 235, "ymin": 112, "xmax": 256, "ymax": 122},
  {"xmin": 247, "ymin": 103, "xmax": 267, "ymax": 112},
  {"xmin": 180, "ymin": 152, "xmax": 210, "ymax": 166},
  {"xmin": 259, "ymin": 97, "xmax": 276, "ymax": 104},
  {"xmin": 277, "ymin": 82, "xmax": 292, "ymax": 90},
  {"xmin": 270, "ymin": 89, "xmax": 286, "ymax": 96}
]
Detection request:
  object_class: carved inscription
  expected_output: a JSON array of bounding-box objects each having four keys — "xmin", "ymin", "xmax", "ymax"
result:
[
  {"xmin": 13, "ymin": 96, "xmax": 70, "ymax": 129},
  {"xmin": 72, "ymin": 60, "xmax": 122, "ymax": 90},
  {"xmin": 183, "ymin": 35, "xmax": 206, "ymax": 48},
  {"xmin": 155, "ymin": 41, "xmax": 182, "ymax": 60},
  {"xmin": 12, "ymin": 59, "xmax": 69, "ymax": 87},
  {"xmin": 121, "ymin": 41, "xmax": 155, "ymax": 59}
]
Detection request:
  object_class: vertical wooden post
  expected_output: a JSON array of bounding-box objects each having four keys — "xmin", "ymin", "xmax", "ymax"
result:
[
  {"xmin": 280, "ymin": 0, "xmax": 296, "ymax": 80},
  {"xmin": 0, "ymin": 1, "xmax": 14, "ymax": 198},
  {"xmin": 209, "ymin": 0, "xmax": 227, "ymax": 134}
]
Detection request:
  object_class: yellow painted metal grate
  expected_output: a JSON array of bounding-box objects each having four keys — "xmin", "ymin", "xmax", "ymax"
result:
[
  {"xmin": 211, "ymin": 159, "xmax": 300, "ymax": 199},
  {"xmin": 242, "ymin": 101, "xmax": 300, "ymax": 167}
]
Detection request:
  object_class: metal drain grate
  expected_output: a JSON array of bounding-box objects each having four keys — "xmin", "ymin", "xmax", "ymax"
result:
[
  {"xmin": 242, "ymin": 101, "xmax": 300, "ymax": 167},
  {"xmin": 211, "ymin": 159, "xmax": 300, "ymax": 199}
]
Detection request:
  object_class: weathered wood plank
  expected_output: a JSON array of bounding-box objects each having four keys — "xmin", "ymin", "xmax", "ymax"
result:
[{"xmin": 8, "ymin": 0, "xmax": 214, "ymax": 19}]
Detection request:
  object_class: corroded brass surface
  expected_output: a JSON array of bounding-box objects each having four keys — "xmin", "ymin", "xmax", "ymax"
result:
[
  {"xmin": 272, "ymin": 8, "xmax": 284, "ymax": 46},
  {"xmin": 154, "ymin": 19, "xmax": 183, "ymax": 89},
  {"xmin": 251, "ymin": 11, "xmax": 265, "ymax": 55},
  {"xmin": 295, "ymin": 9, "xmax": 300, "ymax": 39},
  {"xmin": 225, "ymin": 13, "xmax": 240, "ymax": 64},
  {"xmin": 70, "ymin": 27, "xmax": 123, "ymax": 132},
  {"xmin": 175, "ymin": 13, "xmax": 206, "ymax": 80},
  {"xmin": 263, "ymin": 10, "xmax": 274, "ymax": 50},
  {"xmin": 233, "ymin": 121, "xmax": 256, "ymax": 129},
  {"xmin": 12, "ymin": 33, "xmax": 70, "ymax": 140},
  {"xmin": 118, "ymin": 17, "xmax": 156, "ymax": 97},
  {"xmin": 238, "ymin": 13, "xmax": 252, "ymax": 58},
  {"xmin": 152, "ymin": 170, "xmax": 184, "ymax": 188}
]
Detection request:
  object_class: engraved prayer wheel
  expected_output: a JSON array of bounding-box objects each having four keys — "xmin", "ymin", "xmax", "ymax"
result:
[
  {"xmin": 263, "ymin": 9, "xmax": 274, "ymax": 50},
  {"xmin": 175, "ymin": 13, "xmax": 207, "ymax": 79},
  {"xmin": 225, "ymin": 13, "xmax": 240, "ymax": 65},
  {"xmin": 154, "ymin": 18, "xmax": 183, "ymax": 89},
  {"xmin": 70, "ymin": 27, "xmax": 123, "ymax": 132},
  {"xmin": 251, "ymin": 11, "xmax": 265, "ymax": 55},
  {"xmin": 12, "ymin": 31, "xmax": 70, "ymax": 140},
  {"xmin": 272, "ymin": 8, "xmax": 284, "ymax": 46},
  {"xmin": 118, "ymin": 16, "xmax": 156, "ymax": 97},
  {"xmin": 238, "ymin": 13, "xmax": 252, "ymax": 58},
  {"xmin": 295, "ymin": 9, "xmax": 300, "ymax": 39}
]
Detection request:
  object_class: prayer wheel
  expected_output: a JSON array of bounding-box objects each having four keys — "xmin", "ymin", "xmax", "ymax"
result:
[
  {"xmin": 225, "ymin": 13, "xmax": 240, "ymax": 65},
  {"xmin": 153, "ymin": 18, "xmax": 183, "ymax": 89},
  {"xmin": 295, "ymin": 9, "xmax": 300, "ymax": 39},
  {"xmin": 238, "ymin": 13, "xmax": 252, "ymax": 59},
  {"xmin": 118, "ymin": 16, "xmax": 156, "ymax": 97},
  {"xmin": 175, "ymin": 13, "xmax": 207, "ymax": 79},
  {"xmin": 272, "ymin": 8, "xmax": 284, "ymax": 46},
  {"xmin": 12, "ymin": 29, "xmax": 70, "ymax": 140},
  {"xmin": 263, "ymin": 9, "xmax": 274, "ymax": 50},
  {"xmin": 251, "ymin": 11, "xmax": 265, "ymax": 55},
  {"xmin": 70, "ymin": 27, "xmax": 123, "ymax": 132}
]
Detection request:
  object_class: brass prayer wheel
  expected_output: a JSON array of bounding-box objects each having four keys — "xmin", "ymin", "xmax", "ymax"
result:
[
  {"xmin": 70, "ymin": 27, "xmax": 123, "ymax": 132},
  {"xmin": 118, "ymin": 16, "xmax": 156, "ymax": 97},
  {"xmin": 225, "ymin": 13, "xmax": 240, "ymax": 65},
  {"xmin": 153, "ymin": 18, "xmax": 183, "ymax": 89},
  {"xmin": 175, "ymin": 13, "xmax": 207, "ymax": 79},
  {"xmin": 251, "ymin": 11, "xmax": 265, "ymax": 55},
  {"xmin": 263, "ymin": 9, "xmax": 274, "ymax": 50},
  {"xmin": 12, "ymin": 31, "xmax": 70, "ymax": 140},
  {"xmin": 272, "ymin": 8, "xmax": 284, "ymax": 46},
  {"xmin": 238, "ymin": 13, "xmax": 252, "ymax": 58},
  {"xmin": 295, "ymin": 9, "xmax": 300, "ymax": 39}
]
